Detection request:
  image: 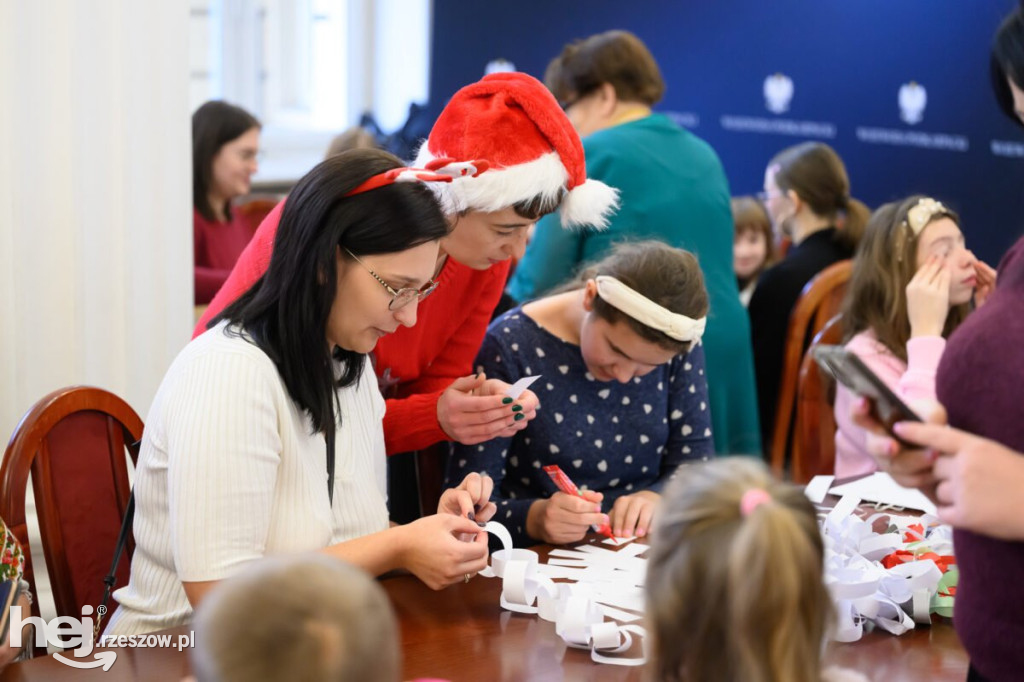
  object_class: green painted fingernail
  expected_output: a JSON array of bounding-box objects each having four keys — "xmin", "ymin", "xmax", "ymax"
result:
[
  {"xmin": 514, "ymin": 413, "xmax": 524, "ymax": 421},
  {"xmin": 511, "ymin": 404, "xmax": 523, "ymax": 412},
  {"xmin": 502, "ymin": 397, "xmax": 513, "ymax": 404}
]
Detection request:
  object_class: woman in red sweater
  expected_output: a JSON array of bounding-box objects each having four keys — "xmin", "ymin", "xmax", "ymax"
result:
[
  {"xmin": 196, "ymin": 73, "xmax": 618, "ymax": 456},
  {"xmin": 193, "ymin": 100, "xmax": 261, "ymax": 305}
]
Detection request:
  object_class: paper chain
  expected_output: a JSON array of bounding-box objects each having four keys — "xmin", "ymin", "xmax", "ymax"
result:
[
  {"xmin": 820, "ymin": 493, "xmax": 957, "ymax": 642},
  {"xmin": 482, "ymin": 521, "xmax": 648, "ymax": 667}
]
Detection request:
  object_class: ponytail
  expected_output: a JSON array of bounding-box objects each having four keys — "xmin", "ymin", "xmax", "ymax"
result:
[
  {"xmin": 835, "ymin": 197, "xmax": 870, "ymax": 250},
  {"xmin": 646, "ymin": 459, "xmax": 830, "ymax": 682},
  {"xmin": 728, "ymin": 493, "xmax": 830, "ymax": 682}
]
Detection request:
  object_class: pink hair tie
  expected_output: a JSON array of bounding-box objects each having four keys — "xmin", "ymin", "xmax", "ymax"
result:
[{"xmin": 740, "ymin": 488, "xmax": 772, "ymax": 517}]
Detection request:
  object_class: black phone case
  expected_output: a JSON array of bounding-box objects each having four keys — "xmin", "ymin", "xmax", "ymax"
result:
[{"xmin": 812, "ymin": 345, "xmax": 922, "ymax": 441}]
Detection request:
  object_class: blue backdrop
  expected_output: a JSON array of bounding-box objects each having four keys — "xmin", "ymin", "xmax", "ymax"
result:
[{"xmin": 428, "ymin": 0, "xmax": 1024, "ymax": 266}]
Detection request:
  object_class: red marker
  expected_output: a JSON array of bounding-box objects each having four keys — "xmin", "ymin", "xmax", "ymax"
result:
[{"xmin": 543, "ymin": 465, "xmax": 617, "ymax": 543}]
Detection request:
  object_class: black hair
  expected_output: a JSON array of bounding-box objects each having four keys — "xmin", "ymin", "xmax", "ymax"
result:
[
  {"xmin": 213, "ymin": 148, "xmax": 450, "ymax": 436},
  {"xmin": 193, "ymin": 100, "xmax": 261, "ymax": 221},
  {"xmin": 991, "ymin": 3, "xmax": 1024, "ymax": 127}
]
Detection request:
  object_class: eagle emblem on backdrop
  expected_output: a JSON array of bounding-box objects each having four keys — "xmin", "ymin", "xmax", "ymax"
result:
[
  {"xmin": 898, "ymin": 81, "xmax": 927, "ymax": 125},
  {"xmin": 763, "ymin": 73, "xmax": 794, "ymax": 114}
]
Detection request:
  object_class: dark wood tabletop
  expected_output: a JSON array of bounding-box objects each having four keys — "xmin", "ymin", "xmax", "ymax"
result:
[{"xmin": 0, "ymin": 535, "xmax": 968, "ymax": 682}]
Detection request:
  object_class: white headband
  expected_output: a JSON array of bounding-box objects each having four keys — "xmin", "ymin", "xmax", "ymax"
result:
[
  {"xmin": 904, "ymin": 197, "xmax": 947, "ymax": 235},
  {"xmin": 594, "ymin": 276, "xmax": 706, "ymax": 344}
]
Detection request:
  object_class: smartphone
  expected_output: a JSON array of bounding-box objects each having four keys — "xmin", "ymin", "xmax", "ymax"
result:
[{"xmin": 812, "ymin": 345, "xmax": 922, "ymax": 442}]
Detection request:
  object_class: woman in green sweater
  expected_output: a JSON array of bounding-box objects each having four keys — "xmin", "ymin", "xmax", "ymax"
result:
[{"xmin": 507, "ymin": 30, "xmax": 761, "ymax": 456}]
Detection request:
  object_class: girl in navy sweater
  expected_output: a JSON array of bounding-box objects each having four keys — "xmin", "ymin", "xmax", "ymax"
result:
[{"xmin": 448, "ymin": 241, "xmax": 713, "ymax": 546}]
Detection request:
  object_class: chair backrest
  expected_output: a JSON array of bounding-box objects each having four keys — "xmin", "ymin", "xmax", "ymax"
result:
[
  {"xmin": 0, "ymin": 386, "xmax": 142, "ymax": 641},
  {"xmin": 770, "ymin": 259, "xmax": 852, "ymax": 476},
  {"xmin": 235, "ymin": 197, "xmax": 280, "ymax": 237},
  {"xmin": 790, "ymin": 315, "xmax": 843, "ymax": 484}
]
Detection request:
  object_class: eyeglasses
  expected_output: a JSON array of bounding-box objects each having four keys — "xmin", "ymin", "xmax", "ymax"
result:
[
  {"xmin": 756, "ymin": 190, "xmax": 782, "ymax": 203},
  {"xmin": 344, "ymin": 248, "xmax": 438, "ymax": 310}
]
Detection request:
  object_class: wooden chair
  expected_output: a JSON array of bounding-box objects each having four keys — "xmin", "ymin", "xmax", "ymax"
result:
[
  {"xmin": 770, "ymin": 260, "xmax": 852, "ymax": 476},
  {"xmin": 790, "ymin": 315, "xmax": 843, "ymax": 484},
  {"xmin": 235, "ymin": 197, "xmax": 280, "ymax": 237},
  {"xmin": 0, "ymin": 386, "xmax": 143, "ymax": 645}
]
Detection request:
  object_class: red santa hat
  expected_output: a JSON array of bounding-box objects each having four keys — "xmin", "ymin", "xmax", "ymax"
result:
[{"xmin": 414, "ymin": 72, "xmax": 619, "ymax": 229}]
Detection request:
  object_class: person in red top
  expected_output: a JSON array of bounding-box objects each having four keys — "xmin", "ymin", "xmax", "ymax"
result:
[
  {"xmin": 193, "ymin": 100, "xmax": 262, "ymax": 305},
  {"xmin": 196, "ymin": 72, "xmax": 619, "ymax": 456}
]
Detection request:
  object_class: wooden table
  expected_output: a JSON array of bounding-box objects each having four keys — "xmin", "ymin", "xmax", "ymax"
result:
[{"xmin": 0, "ymin": 536, "xmax": 968, "ymax": 681}]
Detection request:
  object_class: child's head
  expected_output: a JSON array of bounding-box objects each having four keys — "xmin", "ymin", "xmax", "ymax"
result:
[
  {"xmin": 646, "ymin": 458, "xmax": 830, "ymax": 682},
  {"xmin": 191, "ymin": 554, "xmax": 399, "ymax": 682},
  {"xmin": 563, "ymin": 241, "xmax": 709, "ymax": 383},
  {"xmin": 413, "ymin": 72, "xmax": 619, "ymax": 270},
  {"xmin": 843, "ymin": 195, "xmax": 975, "ymax": 359},
  {"xmin": 763, "ymin": 141, "xmax": 868, "ymax": 247},
  {"xmin": 731, "ymin": 197, "xmax": 775, "ymax": 284}
]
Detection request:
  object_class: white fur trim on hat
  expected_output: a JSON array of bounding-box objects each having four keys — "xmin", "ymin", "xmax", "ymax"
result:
[
  {"xmin": 414, "ymin": 145, "xmax": 619, "ymax": 229},
  {"xmin": 561, "ymin": 178, "xmax": 620, "ymax": 229}
]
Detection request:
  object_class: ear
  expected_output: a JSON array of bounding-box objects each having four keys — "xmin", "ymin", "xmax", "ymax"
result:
[
  {"xmin": 785, "ymin": 188, "xmax": 803, "ymax": 214},
  {"xmin": 582, "ymin": 279, "xmax": 598, "ymax": 311},
  {"xmin": 596, "ymin": 83, "xmax": 618, "ymax": 116}
]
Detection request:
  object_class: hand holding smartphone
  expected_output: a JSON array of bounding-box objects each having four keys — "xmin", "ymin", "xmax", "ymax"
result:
[{"xmin": 812, "ymin": 345, "xmax": 922, "ymax": 445}]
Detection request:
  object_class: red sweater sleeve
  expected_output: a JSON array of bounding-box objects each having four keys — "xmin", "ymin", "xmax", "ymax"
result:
[
  {"xmin": 194, "ymin": 200, "xmax": 285, "ymax": 337},
  {"xmin": 381, "ymin": 260, "xmax": 510, "ymax": 454}
]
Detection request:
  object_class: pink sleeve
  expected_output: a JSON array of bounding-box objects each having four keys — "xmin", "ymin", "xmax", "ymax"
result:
[
  {"xmin": 193, "ymin": 200, "xmax": 285, "ymax": 337},
  {"xmin": 833, "ymin": 334, "xmax": 907, "ymax": 479},
  {"xmin": 897, "ymin": 336, "xmax": 945, "ymax": 403}
]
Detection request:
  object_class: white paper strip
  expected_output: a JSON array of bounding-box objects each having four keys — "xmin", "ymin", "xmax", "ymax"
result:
[
  {"xmin": 804, "ymin": 475, "xmax": 834, "ymax": 504},
  {"xmin": 481, "ymin": 521, "xmax": 514, "ymax": 578},
  {"xmin": 830, "ymin": 472, "xmax": 937, "ymax": 514},
  {"xmin": 505, "ymin": 375, "xmax": 541, "ymax": 400}
]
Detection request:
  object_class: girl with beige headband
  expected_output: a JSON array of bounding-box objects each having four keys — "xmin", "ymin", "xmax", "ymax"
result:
[
  {"xmin": 646, "ymin": 458, "xmax": 867, "ymax": 682},
  {"xmin": 447, "ymin": 241, "xmax": 713, "ymax": 547},
  {"xmin": 834, "ymin": 195, "xmax": 995, "ymax": 477}
]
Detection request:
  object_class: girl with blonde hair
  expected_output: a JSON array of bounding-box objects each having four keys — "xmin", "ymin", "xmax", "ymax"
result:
[{"xmin": 646, "ymin": 458, "xmax": 866, "ymax": 682}]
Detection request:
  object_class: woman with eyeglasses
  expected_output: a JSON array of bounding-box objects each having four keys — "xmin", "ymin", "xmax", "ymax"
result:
[
  {"xmin": 194, "ymin": 73, "xmax": 618, "ymax": 474},
  {"xmin": 105, "ymin": 149, "xmax": 500, "ymax": 637},
  {"xmin": 507, "ymin": 30, "xmax": 761, "ymax": 459},
  {"xmin": 192, "ymin": 100, "xmax": 262, "ymax": 305}
]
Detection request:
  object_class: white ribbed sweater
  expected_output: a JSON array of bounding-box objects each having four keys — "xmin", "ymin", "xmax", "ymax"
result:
[{"xmin": 105, "ymin": 323, "xmax": 388, "ymax": 636}]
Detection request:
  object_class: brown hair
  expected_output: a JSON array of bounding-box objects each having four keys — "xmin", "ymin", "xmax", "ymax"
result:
[
  {"xmin": 769, "ymin": 142, "xmax": 869, "ymax": 249},
  {"xmin": 544, "ymin": 30, "xmax": 665, "ymax": 107},
  {"xmin": 842, "ymin": 195, "xmax": 969, "ymax": 361},
  {"xmin": 325, "ymin": 126, "xmax": 377, "ymax": 160},
  {"xmin": 191, "ymin": 554, "xmax": 400, "ymax": 682},
  {"xmin": 646, "ymin": 458, "xmax": 831, "ymax": 682},
  {"xmin": 559, "ymin": 240, "xmax": 709, "ymax": 354},
  {"xmin": 193, "ymin": 100, "xmax": 261, "ymax": 221},
  {"xmin": 731, "ymin": 196, "xmax": 776, "ymax": 285}
]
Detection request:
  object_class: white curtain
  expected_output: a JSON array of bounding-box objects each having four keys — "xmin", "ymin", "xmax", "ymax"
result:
[{"xmin": 0, "ymin": 0, "xmax": 193, "ymax": 441}]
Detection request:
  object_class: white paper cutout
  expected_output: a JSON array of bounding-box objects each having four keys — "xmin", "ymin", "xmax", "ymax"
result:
[
  {"xmin": 819, "ymin": 499, "xmax": 955, "ymax": 643},
  {"xmin": 505, "ymin": 375, "xmax": 541, "ymax": 400},
  {"xmin": 829, "ymin": 472, "xmax": 937, "ymax": 514},
  {"xmin": 483, "ymin": 522, "xmax": 648, "ymax": 666},
  {"xmin": 804, "ymin": 475, "xmax": 834, "ymax": 504}
]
